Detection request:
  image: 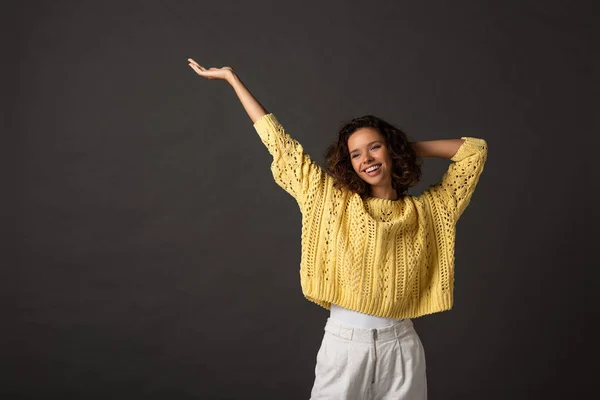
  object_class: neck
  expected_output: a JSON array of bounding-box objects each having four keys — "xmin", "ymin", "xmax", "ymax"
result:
[{"xmin": 369, "ymin": 185, "xmax": 398, "ymax": 200}]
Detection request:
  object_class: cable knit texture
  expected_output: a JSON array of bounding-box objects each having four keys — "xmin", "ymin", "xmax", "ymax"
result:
[{"xmin": 253, "ymin": 113, "xmax": 488, "ymax": 319}]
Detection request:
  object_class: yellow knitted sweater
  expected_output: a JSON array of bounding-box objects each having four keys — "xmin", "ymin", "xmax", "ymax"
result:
[{"xmin": 253, "ymin": 113, "xmax": 488, "ymax": 319}]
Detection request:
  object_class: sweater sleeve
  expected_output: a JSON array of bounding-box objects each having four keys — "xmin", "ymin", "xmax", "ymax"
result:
[
  {"xmin": 425, "ymin": 136, "xmax": 488, "ymax": 221},
  {"xmin": 253, "ymin": 113, "xmax": 327, "ymax": 214}
]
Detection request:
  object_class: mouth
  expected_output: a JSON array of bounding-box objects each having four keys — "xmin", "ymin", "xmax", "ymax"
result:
[{"xmin": 363, "ymin": 163, "xmax": 382, "ymax": 177}]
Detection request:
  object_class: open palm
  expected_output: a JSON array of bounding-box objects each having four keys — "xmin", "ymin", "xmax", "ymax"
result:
[{"xmin": 188, "ymin": 58, "xmax": 234, "ymax": 81}]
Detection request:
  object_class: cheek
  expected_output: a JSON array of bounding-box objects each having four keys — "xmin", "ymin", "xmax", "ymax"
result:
[{"xmin": 383, "ymin": 151, "xmax": 393, "ymax": 165}]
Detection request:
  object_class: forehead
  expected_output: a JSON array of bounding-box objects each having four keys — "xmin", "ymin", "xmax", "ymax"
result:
[{"xmin": 347, "ymin": 128, "xmax": 384, "ymax": 150}]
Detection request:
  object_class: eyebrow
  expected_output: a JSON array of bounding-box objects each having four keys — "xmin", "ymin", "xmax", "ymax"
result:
[{"xmin": 349, "ymin": 140, "xmax": 382, "ymax": 154}]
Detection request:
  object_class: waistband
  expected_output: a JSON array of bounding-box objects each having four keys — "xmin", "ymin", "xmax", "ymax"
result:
[{"xmin": 324, "ymin": 317, "xmax": 414, "ymax": 344}]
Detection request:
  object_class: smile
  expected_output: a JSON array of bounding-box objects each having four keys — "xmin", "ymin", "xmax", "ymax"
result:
[{"xmin": 364, "ymin": 164, "xmax": 382, "ymax": 176}]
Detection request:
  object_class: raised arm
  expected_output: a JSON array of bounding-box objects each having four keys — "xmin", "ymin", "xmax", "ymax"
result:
[
  {"xmin": 420, "ymin": 137, "xmax": 488, "ymax": 221},
  {"xmin": 187, "ymin": 59, "xmax": 329, "ymax": 214}
]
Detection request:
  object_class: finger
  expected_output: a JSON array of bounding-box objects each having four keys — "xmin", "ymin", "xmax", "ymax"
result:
[
  {"xmin": 188, "ymin": 58, "xmax": 206, "ymax": 71},
  {"xmin": 189, "ymin": 64, "xmax": 203, "ymax": 74}
]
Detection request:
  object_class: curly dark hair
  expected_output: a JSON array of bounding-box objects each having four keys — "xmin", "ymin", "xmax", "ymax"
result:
[{"xmin": 324, "ymin": 115, "xmax": 422, "ymax": 199}]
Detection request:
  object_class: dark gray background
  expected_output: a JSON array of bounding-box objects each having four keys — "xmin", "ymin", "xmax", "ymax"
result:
[{"xmin": 6, "ymin": 0, "xmax": 597, "ymax": 398}]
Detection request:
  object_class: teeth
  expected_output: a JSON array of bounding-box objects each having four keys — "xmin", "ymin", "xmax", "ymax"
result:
[{"xmin": 366, "ymin": 164, "xmax": 381, "ymax": 172}]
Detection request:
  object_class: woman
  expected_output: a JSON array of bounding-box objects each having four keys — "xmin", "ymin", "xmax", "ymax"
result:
[{"xmin": 188, "ymin": 59, "xmax": 488, "ymax": 399}]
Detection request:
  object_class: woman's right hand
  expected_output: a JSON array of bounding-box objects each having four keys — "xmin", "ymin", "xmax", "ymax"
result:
[
  {"xmin": 188, "ymin": 58, "xmax": 235, "ymax": 83},
  {"xmin": 188, "ymin": 57, "xmax": 267, "ymax": 123}
]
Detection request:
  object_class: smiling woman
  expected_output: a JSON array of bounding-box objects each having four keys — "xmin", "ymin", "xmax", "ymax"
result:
[{"xmin": 187, "ymin": 57, "xmax": 488, "ymax": 400}]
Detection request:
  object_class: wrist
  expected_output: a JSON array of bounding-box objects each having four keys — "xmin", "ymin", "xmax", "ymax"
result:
[{"xmin": 227, "ymin": 72, "xmax": 240, "ymax": 86}]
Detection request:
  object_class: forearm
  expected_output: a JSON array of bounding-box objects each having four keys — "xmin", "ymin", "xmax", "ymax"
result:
[
  {"xmin": 228, "ymin": 74, "xmax": 268, "ymax": 124},
  {"xmin": 411, "ymin": 139, "xmax": 465, "ymax": 159}
]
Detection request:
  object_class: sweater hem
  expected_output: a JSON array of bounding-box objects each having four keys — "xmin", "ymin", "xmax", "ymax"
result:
[{"xmin": 300, "ymin": 288, "xmax": 454, "ymax": 319}]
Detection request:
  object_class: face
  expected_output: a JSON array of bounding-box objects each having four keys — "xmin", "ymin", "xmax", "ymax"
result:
[{"xmin": 347, "ymin": 127, "xmax": 394, "ymax": 187}]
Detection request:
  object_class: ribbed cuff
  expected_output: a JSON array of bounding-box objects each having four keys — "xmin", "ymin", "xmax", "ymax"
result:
[
  {"xmin": 252, "ymin": 113, "xmax": 279, "ymax": 130},
  {"xmin": 451, "ymin": 137, "xmax": 487, "ymax": 162}
]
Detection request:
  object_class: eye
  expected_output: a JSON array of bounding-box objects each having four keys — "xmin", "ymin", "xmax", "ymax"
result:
[
  {"xmin": 372, "ymin": 145, "xmax": 381, "ymax": 150},
  {"xmin": 351, "ymin": 154, "xmax": 359, "ymax": 159}
]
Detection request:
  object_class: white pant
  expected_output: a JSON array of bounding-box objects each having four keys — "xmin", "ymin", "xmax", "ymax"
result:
[{"xmin": 310, "ymin": 317, "xmax": 427, "ymax": 400}]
